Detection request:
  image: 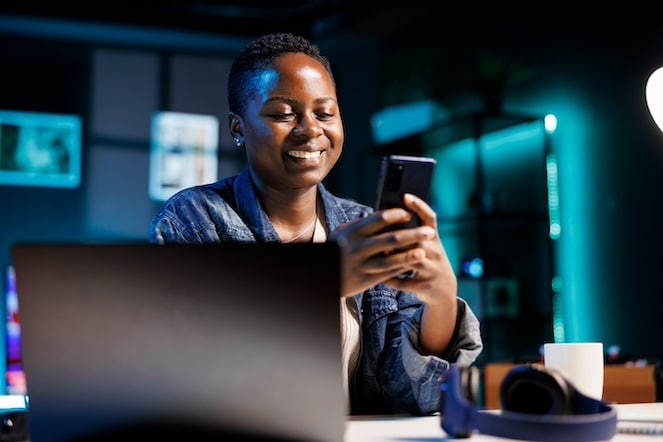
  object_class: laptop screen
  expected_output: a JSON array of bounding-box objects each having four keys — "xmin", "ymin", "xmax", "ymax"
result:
[{"xmin": 13, "ymin": 242, "xmax": 345, "ymax": 442}]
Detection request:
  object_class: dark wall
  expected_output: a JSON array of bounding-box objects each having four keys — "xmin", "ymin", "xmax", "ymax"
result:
[{"xmin": 1, "ymin": 37, "xmax": 90, "ymax": 258}]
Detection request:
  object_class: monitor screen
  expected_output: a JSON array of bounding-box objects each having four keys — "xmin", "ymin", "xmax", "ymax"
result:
[{"xmin": 0, "ymin": 110, "xmax": 82, "ymax": 188}]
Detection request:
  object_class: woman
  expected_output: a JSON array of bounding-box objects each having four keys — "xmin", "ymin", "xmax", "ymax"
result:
[{"xmin": 149, "ymin": 32, "xmax": 482, "ymax": 415}]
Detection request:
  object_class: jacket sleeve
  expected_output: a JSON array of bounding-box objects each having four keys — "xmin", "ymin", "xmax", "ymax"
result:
[{"xmin": 384, "ymin": 297, "xmax": 482, "ymax": 415}]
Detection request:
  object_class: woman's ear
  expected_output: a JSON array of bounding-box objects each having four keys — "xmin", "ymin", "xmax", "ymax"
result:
[{"xmin": 228, "ymin": 112, "xmax": 244, "ymax": 147}]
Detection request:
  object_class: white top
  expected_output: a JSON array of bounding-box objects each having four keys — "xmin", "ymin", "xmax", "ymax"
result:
[{"xmin": 312, "ymin": 217, "xmax": 361, "ymax": 413}]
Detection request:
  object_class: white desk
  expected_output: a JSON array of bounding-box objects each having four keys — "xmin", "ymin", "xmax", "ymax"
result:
[{"xmin": 345, "ymin": 403, "xmax": 663, "ymax": 441}]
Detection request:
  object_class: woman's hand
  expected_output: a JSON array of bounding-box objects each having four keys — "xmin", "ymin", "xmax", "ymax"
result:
[
  {"xmin": 382, "ymin": 194, "xmax": 457, "ymax": 306},
  {"xmin": 330, "ymin": 194, "xmax": 454, "ymax": 301},
  {"xmin": 329, "ymin": 193, "xmax": 458, "ymax": 354}
]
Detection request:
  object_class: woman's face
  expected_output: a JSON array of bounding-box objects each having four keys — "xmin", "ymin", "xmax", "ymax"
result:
[{"xmin": 234, "ymin": 52, "xmax": 344, "ymax": 194}]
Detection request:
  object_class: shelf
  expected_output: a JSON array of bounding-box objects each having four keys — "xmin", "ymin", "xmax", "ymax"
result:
[{"xmin": 371, "ymin": 111, "xmax": 543, "ymax": 155}]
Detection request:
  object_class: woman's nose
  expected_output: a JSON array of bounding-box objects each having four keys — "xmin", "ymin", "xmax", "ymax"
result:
[{"xmin": 293, "ymin": 116, "xmax": 322, "ymax": 137}]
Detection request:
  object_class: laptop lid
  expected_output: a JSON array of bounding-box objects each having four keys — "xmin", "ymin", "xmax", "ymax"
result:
[{"xmin": 12, "ymin": 242, "xmax": 345, "ymax": 442}]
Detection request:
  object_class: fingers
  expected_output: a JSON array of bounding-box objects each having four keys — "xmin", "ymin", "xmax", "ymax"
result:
[
  {"xmin": 369, "ymin": 208, "xmax": 413, "ymax": 235},
  {"xmin": 383, "ymin": 247, "xmax": 456, "ymax": 303},
  {"xmin": 330, "ymin": 201, "xmax": 442, "ymax": 297},
  {"xmin": 343, "ymin": 194, "xmax": 436, "ymax": 237},
  {"xmin": 330, "ymin": 209, "xmax": 407, "ymax": 239},
  {"xmin": 332, "ymin": 209, "xmax": 436, "ymax": 261},
  {"xmin": 370, "ymin": 245, "xmax": 428, "ymax": 279},
  {"xmin": 332, "ymin": 211, "xmax": 414, "ymax": 250},
  {"xmin": 402, "ymin": 193, "xmax": 438, "ymax": 228}
]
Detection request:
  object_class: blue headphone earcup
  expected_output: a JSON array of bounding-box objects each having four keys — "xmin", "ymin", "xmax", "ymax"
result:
[
  {"xmin": 499, "ymin": 364, "xmax": 574, "ymax": 415},
  {"xmin": 460, "ymin": 366, "xmax": 479, "ymax": 405}
]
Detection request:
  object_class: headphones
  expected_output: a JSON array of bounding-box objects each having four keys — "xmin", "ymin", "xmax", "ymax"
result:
[{"xmin": 439, "ymin": 364, "xmax": 617, "ymax": 441}]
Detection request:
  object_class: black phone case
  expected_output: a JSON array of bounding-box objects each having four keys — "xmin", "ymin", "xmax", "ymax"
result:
[{"xmin": 375, "ymin": 155, "xmax": 436, "ymax": 231}]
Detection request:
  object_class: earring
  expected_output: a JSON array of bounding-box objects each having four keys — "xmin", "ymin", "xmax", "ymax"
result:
[{"xmin": 233, "ymin": 137, "xmax": 243, "ymax": 147}]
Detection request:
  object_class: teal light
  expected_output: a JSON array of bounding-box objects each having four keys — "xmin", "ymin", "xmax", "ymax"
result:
[
  {"xmin": 545, "ymin": 114, "xmax": 563, "ymax": 341},
  {"xmin": 462, "ymin": 257, "xmax": 484, "ymax": 278},
  {"xmin": 551, "ymin": 276, "xmax": 564, "ymax": 342},
  {"xmin": 370, "ymin": 100, "xmax": 440, "ymax": 144},
  {"xmin": 482, "ymin": 120, "xmax": 542, "ymax": 150},
  {"xmin": 551, "ymin": 276, "xmax": 563, "ymax": 293},
  {"xmin": 544, "ymin": 113, "xmax": 557, "ymax": 133},
  {"xmin": 551, "ymin": 103, "xmax": 599, "ymax": 343},
  {"xmin": 546, "ymin": 153, "xmax": 561, "ymax": 240}
]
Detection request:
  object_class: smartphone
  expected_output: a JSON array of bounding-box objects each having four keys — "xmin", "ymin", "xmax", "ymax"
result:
[{"xmin": 375, "ymin": 154, "xmax": 436, "ymax": 231}]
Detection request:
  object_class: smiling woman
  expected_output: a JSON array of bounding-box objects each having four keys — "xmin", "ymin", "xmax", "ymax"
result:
[{"xmin": 148, "ymin": 32, "xmax": 483, "ymax": 416}]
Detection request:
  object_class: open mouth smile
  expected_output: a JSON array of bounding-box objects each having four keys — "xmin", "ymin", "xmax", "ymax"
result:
[{"xmin": 288, "ymin": 150, "xmax": 322, "ymax": 159}]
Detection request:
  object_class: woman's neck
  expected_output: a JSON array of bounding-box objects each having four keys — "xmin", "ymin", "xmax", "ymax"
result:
[{"xmin": 261, "ymin": 187, "xmax": 319, "ymax": 243}]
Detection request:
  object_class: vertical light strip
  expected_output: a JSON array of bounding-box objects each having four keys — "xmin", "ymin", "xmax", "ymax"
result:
[
  {"xmin": 546, "ymin": 153, "xmax": 561, "ymax": 239},
  {"xmin": 544, "ymin": 114, "xmax": 563, "ymax": 342},
  {"xmin": 547, "ymin": 153, "xmax": 564, "ymax": 341},
  {"xmin": 551, "ymin": 276, "xmax": 565, "ymax": 342}
]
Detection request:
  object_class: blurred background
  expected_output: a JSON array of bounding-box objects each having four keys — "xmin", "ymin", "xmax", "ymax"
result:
[{"xmin": 1, "ymin": 1, "xmax": 662, "ymax": 393}]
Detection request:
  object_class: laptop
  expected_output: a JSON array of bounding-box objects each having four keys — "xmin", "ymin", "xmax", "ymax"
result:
[{"xmin": 11, "ymin": 242, "xmax": 345, "ymax": 442}]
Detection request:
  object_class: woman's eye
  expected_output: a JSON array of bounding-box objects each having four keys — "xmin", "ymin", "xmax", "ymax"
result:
[
  {"xmin": 271, "ymin": 113, "xmax": 295, "ymax": 121},
  {"xmin": 317, "ymin": 112, "xmax": 334, "ymax": 120}
]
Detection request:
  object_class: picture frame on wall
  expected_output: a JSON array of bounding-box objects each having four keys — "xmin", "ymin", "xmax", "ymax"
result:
[
  {"xmin": 0, "ymin": 110, "xmax": 82, "ymax": 189},
  {"xmin": 149, "ymin": 111, "xmax": 219, "ymax": 202}
]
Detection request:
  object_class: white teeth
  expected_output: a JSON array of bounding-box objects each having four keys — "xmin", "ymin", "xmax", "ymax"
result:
[{"xmin": 288, "ymin": 150, "xmax": 321, "ymax": 159}]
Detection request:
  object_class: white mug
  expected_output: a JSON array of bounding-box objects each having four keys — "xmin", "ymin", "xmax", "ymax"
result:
[{"xmin": 543, "ymin": 342, "xmax": 604, "ymax": 400}]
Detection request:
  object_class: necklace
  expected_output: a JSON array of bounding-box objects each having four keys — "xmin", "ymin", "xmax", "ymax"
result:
[{"xmin": 282, "ymin": 215, "xmax": 317, "ymax": 243}]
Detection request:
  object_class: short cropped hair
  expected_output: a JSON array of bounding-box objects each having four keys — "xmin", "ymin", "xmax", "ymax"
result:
[{"xmin": 227, "ymin": 32, "xmax": 334, "ymax": 116}]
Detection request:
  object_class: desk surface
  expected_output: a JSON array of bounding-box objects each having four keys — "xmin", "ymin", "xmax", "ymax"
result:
[{"xmin": 345, "ymin": 403, "xmax": 663, "ymax": 441}]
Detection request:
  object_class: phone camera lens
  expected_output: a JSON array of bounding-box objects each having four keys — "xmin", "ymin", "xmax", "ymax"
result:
[{"xmin": 387, "ymin": 163, "xmax": 403, "ymax": 191}]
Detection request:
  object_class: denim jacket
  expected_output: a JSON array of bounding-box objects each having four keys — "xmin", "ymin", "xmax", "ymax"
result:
[{"xmin": 149, "ymin": 168, "xmax": 483, "ymax": 415}]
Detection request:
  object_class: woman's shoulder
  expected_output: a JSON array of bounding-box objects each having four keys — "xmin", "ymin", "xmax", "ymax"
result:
[
  {"xmin": 336, "ymin": 196, "xmax": 373, "ymax": 214},
  {"xmin": 319, "ymin": 185, "xmax": 373, "ymax": 219},
  {"xmin": 159, "ymin": 176, "xmax": 237, "ymax": 212}
]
